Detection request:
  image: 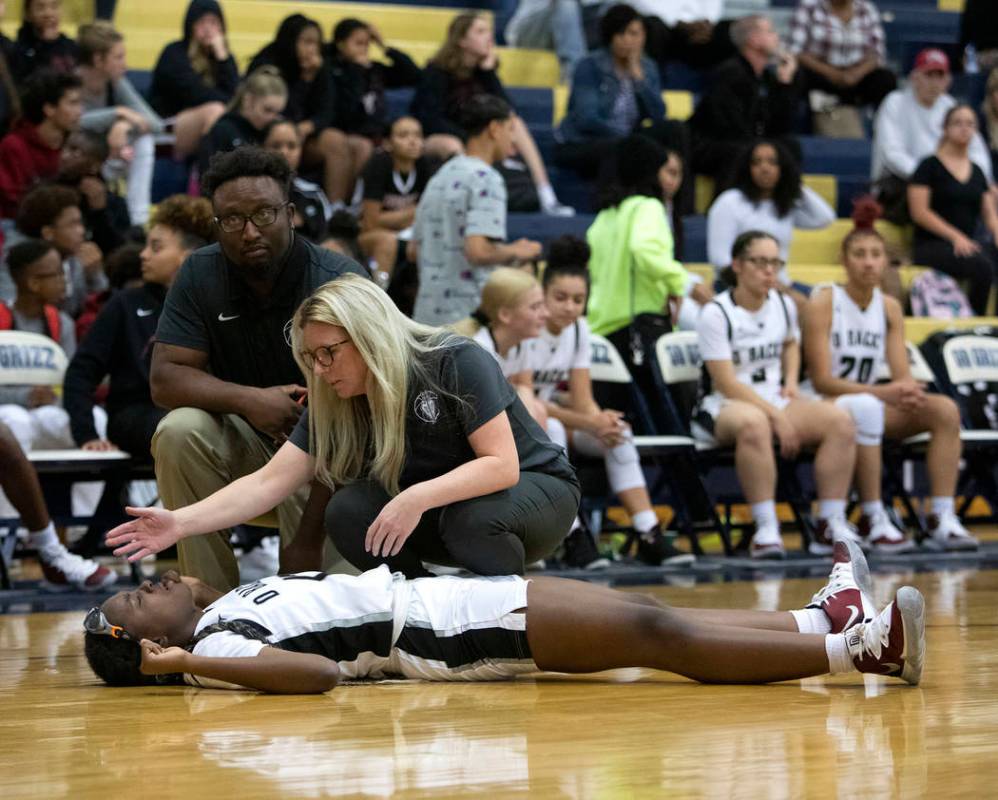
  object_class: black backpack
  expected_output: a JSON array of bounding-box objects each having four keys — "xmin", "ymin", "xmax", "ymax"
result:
[{"xmin": 920, "ymin": 326, "xmax": 998, "ymax": 430}]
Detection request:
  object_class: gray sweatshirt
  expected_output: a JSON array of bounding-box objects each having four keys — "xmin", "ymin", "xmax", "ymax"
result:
[{"xmin": 80, "ymin": 75, "xmax": 165, "ymax": 135}]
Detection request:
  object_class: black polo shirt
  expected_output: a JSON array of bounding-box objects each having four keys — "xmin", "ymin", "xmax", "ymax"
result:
[
  {"xmin": 155, "ymin": 234, "xmax": 367, "ymax": 388},
  {"xmin": 289, "ymin": 339, "xmax": 578, "ymax": 489}
]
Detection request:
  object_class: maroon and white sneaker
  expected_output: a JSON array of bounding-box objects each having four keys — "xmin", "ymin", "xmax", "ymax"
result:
[
  {"xmin": 925, "ymin": 512, "xmax": 979, "ymax": 552},
  {"xmin": 806, "ymin": 539, "xmax": 877, "ymax": 633},
  {"xmin": 38, "ymin": 542, "xmax": 117, "ymax": 592},
  {"xmin": 749, "ymin": 526, "xmax": 786, "ymax": 560},
  {"xmin": 858, "ymin": 510, "xmax": 917, "ymax": 555},
  {"xmin": 808, "ymin": 515, "xmax": 865, "ymax": 556},
  {"xmin": 846, "ymin": 586, "xmax": 925, "ymax": 686}
]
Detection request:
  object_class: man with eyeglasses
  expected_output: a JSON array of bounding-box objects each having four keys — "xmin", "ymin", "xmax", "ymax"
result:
[{"xmin": 150, "ymin": 146, "xmax": 367, "ymax": 591}]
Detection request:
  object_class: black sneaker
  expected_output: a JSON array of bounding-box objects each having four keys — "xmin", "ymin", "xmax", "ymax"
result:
[
  {"xmin": 633, "ymin": 526, "xmax": 695, "ymax": 567},
  {"xmin": 561, "ymin": 526, "xmax": 612, "ymax": 570}
]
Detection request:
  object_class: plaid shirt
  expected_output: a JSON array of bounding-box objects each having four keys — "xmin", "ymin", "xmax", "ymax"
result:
[{"xmin": 788, "ymin": 0, "xmax": 886, "ymax": 68}]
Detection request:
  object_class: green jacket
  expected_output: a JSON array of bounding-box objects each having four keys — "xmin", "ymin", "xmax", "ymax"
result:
[{"xmin": 585, "ymin": 195, "xmax": 689, "ymax": 336}]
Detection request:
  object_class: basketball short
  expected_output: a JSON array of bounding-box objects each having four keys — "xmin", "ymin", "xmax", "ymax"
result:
[
  {"xmin": 387, "ymin": 574, "xmax": 537, "ymax": 681},
  {"xmin": 691, "ymin": 392, "xmax": 790, "ymax": 443}
]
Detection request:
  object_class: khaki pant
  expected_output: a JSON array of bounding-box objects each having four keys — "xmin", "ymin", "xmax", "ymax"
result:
[{"xmin": 152, "ymin": 408, "xmax": 354, "ymax": 591}]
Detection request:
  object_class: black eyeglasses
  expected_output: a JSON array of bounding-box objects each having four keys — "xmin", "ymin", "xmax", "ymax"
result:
[
  {"xmin": 84, "ymin": 606, "xmax": 131, "ymax": 640},
  {"xmin": 299, "ymin": 339, "xmax": 351, "ymax": 370},
  {"xmin": 214, "ymin": 202, "xmax": 290, "ymax": 234},
  {"xmin": 742, "ymin": 255, "xmax": 786, "ymax": 271}
]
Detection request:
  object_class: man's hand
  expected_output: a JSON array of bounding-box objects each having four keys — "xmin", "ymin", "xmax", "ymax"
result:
[
  {"xmin": 242, "ymin": 384, "xmax": 307, "ymax": 441},
  {"xmin": 775, "ymin": 51, "xmax": 797, "ymax": 84}
]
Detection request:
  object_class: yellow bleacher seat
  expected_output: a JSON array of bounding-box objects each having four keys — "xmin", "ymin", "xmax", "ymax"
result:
[
  {"xmin": 695, "ymin": 174, "xmax": 838, "ymax": 215},
  {"xmin": 664, "ymin": 90, "xmax": 693, "ymax": 121},
  {"xmin": 789, "ymin": 219, "xmax": 910, "ymax": 264},
  {"xmin": 904, "ymin": 316, "xmax": 998, "ymax": 345},
  {"xmin": 938, "ymin": 0, "xmax": 964, "ymax": 11},
  {"xmin": 789, "ymin": 264, "xmax": 927, "ymax": 290},
  {"xmin": 684, "ymin": 263, "xmax": 714, "ymax": 284}
]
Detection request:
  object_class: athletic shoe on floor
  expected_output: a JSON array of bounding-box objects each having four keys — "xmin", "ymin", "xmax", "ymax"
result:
[
  {"xmin": 925, "ymin": 512, "xmax": 979, "ymax": 552},
  {"xmin": 806, "ymin": 539, "xmax": 876, "ymax": 633},
  {"xmin": 846, "ymin": 586, "xmax": 925, "ymax": 685},
  {"xmin": 38, "ymin": 542, "xmax": 117, "ymax": 592},
  {"xmin": 239, "ymin": 535, "xmax": 281, "ymax": 583},
  {"xmin": 750, "ymin": 526, "xmax": 786, "ymax": 560},
  {"xmin": 561, "ymin": 526, "xmax": 611, "ymax": 570},
  {"xmin": 858, "ymin": 510, "xmax": 917, "ymax": 554},
  {"xmin": 809, "ymin": 516, "xmax": 865, "ymax": 556},
  {"xmin": 634, "ymin": 526, "xmax": 695, "ymax": 566}
]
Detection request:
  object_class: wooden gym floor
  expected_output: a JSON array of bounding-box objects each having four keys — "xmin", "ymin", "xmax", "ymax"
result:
[{"xmin": 2, "ymin": 566, "xmax": 998, "ymax": 799}]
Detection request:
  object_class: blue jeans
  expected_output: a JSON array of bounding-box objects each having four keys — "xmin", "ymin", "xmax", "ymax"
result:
[{"xmin": 507, "ymin": 0, "xmax": 587, "ymax": 78}]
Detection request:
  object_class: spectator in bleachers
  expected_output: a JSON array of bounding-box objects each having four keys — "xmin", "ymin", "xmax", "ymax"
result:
[
  {"xmin": 960, "ymin": 0, "xmax": 998, "ymax": 75},
  {"xmin": 0, "ymin": 70, "xmax": 81, "ymax": 223},
  {"xmin": 586, "ymin": 134, "xmax": 689, "ymax": 407},
  {"xmin": 11, "ymin": 0, "xmax": 78, "ymax": 80},
  {"xmin": 554, "ymin": 3, "xmax": 690, "ymax": 205},
  {"xmin": 148, "ymin": 0, "xmax": 235, "ymax": 160},
  {"xmin": 516, "ymin": 238, "xmax": 696, "ymax": 567},
  {"xmin": 55, "ymin": 129, "xmax": 132, "ymax": 256},
  {"xmin": 63, "ymin": 196, "xmax": 214, "ymax": 461},
  {"xmin": 263, "ymin": 118, "xmax": 333, "ymax": 244},
  {"xmin": 706, "ymin": 140, "xmax": 835, "ymax": 299},
  {"xmin": 411, "ymin": 12, "xmax": 573, "ymax": 217},
  {"xmin": 0, "ymin": 1, "xmax": 19, "ymax": 138},
  {"xmin": 77, "ymin": 22, "xmax": 162, "ymax": 227},
  {"xmin": 410, "ymin": 95, "xmax": 542, "ymax": 326},
  {"xmin": 631, "ymin": 0, "xmax": 734, "ymax": 74},
  {"xmin": 327, "ymin": 18, "xmax": 421, "ymax": 144},
  {"xmin": 690, "ymin": 15, "xmax": 803, "ymax": 186},
  {"xmin": 15, "ymin": 184, "xmax": 107, "ymax": 317},
  {"xmin": 788, "ymin": 0, "xmax": 896, "ymax": 113},
  {"xmin": 694, "ymin": 230, "xmax": 859, "ymax": 559},
  {"xmin": 358, "ymin": 116, "xmax": 435, "ymax": 292},
  {"xmin": 503, "ymin": 0, "xmax": 588, "ymax": 82},
  {"xmin": 149, "ymin": 146, "xmax": 364, "ymax": 591},
  {"xmin": 73, "ymin": 240, "xmax": 142, "ymax": 345},
  {"xmin": 908, "ymin": 104, "xmax": 998, "ymax": 317},
  {"xmin": 0, "ymin": 420, "xmax": 115, "ymax": 589},
  {"xmin": 873, "ymin": 49, "xmax": 993, "ymax": 226},
  {"xmin": 198, "ymin": 66, "xmax": 288, "ymax": 175},
  {"xmin": 803, "ymin": 225, "xmax": 978, "ymax": 552},
  {"xmin": 249, "ymin": 14, "xmax": 361, "ymax": 207},
  {"xmin": 978, "ymin": 67, "xmax": 998, "ymax": 174}
]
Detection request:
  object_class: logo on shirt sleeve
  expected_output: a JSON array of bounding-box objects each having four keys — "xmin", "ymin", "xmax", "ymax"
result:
[{"xmin": 414, "ymin": 390, "xmax": 441, "ymax": 424}]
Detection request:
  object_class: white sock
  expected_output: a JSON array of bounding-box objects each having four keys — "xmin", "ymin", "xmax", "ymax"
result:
[
  {"xmin": 825, "ymin": 633, "xmax": 854, "ymax": 674},
  {"xmin": 537, "ymin": 183, "xmax": 558, "ymax": 207},
  {"xmin": 28, "ymin": 522, "xmax": 58, "ymax": 550},
  {"xmin": 862, "ymin": 500, "xmax": 884, "ymax": 518},
  {"xmin": 931, "ymin": 497, "xmax": 955, "ymax": 516},
  {"xmin": 790, "ymin": 608, "xmax": 833, "ymax": 635},
  {"xmin": 751, "ymin": 500, "xmax": 778, "ymax": 529},
  {"xmin": 818, "ymin": 499, "xmax": 847, "ymax": 521},
  {"xmin": 631, "ymin": 509, "xmax": 659, "ymax": 534}
]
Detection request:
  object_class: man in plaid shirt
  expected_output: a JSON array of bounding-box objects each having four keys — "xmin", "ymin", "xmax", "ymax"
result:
[{"xmin": 789, "ymin": 0, "xmax": 897, "ymax": 110}]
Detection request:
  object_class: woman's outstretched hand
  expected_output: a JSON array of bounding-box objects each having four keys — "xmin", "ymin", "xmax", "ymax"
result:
[{"xmin": 105, "ymin": 507, "xmax": 184, "ymax": 562}]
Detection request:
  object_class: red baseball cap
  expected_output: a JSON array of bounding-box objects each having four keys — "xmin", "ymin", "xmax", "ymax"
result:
[{"xmin": 913, "ymin": 48, "xmax": 950, "ymax": 74}]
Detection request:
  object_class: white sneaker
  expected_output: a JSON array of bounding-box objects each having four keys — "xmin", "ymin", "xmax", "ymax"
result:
[
  {"xmin": 859, "ymin": 510, "xmax": 917, "ymax": 554},
  {"xmin": 750, "ymin": 525, "xmax": 786, "ymax": 560},
  {"xmin": 809, "ymin": 515, "xmax": 865, "ymax": 556},
  {"xmin": 37, "ymin": 541, "xmax": 117, "ymax": 592},
  {"xmin": 239, "ymin": 535, "xmax": 280, "ymax": 583},
  {"xmin": 541, "ymin": 200, "xmax": 576, "ymax": 217},
  {"xmin": 846, "ymin": 586, "xmax": 925, "ymax": 686},
  {"xmin": 926, "ymin": 512, "xmax": 979, "ymax": 552},
  {"xmin": 806, "ymin": 539, "xmax": 876, "ymax": 632}
]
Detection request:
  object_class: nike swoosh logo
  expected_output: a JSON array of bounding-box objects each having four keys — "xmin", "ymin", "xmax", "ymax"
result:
[
  {"xmin": 218, "ymin": 313, "xmax": 240, "ymax": 322},
  {"xmin": 843, "ymin": 604, "xmax": 860, "ymax": 631},
  {"xmin": 136, "ymin": 308, "xmax": 154, "ymax": 317},
  {"xmin": 880, "ymin": 662, "xmax": 901, "ymax": 674}
]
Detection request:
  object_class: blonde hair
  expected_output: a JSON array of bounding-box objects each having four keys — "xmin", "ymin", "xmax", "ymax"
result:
[
  {"xmin": 452, "ymin": 267, "xmax": 540, "ymax": 337},
  {"xmin": 430, "ymin": 12, "xmax": 489, "ymax": 78},
  {"xmin": 228, "ymin": 65, "xmax": 288, "ymax": 113},
  {"xmin": 984, "ymin": 67, "xmax": 998, "ymax": 151},
  {"xmin": 78, "ymin": 21, "xmax": 123, "ymax": 66},
  {"xmin": 291, "ymin": 275, "xmax": 462, "ymax": 494}
]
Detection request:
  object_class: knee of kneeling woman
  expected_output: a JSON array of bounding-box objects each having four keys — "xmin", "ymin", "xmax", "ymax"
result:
[{"xmin": 323, "ymin": 481, "xmax": 389, "ymax": 549}]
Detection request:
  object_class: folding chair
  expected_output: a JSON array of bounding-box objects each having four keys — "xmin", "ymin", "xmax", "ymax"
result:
[{"xmin": 0, "ymin": 331, "xmax": 146, "ymax": 589}]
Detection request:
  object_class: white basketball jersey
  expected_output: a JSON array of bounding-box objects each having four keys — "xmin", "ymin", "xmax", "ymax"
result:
[
  {"xmin": 698, "ymin": 289, "xmax": 797, "ymax": 404},
  {"xmin": 186, "ymin": 566, "xmax": 407, "ymax": 688},
  {"xmin": 472, "ymin": 326, "xmax": 530, "ymax": 377},
  {"xmin": 828, "ymin": 285, "xmax": 886, "ymax": 386},
  {"xmin": 524, "ymin": 319, "xmax": 592, "ymax": 402}
]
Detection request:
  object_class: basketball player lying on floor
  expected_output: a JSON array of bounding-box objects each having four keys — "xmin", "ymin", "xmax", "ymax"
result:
[{"xmin": 83, "ymin": 541, "xmax": 925, "ymax": 694}]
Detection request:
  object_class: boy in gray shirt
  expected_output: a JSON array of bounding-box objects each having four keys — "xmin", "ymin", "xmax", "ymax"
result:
[{"xmin": 411, "ymin": 96, "xmax": 542, "ymax": 325}]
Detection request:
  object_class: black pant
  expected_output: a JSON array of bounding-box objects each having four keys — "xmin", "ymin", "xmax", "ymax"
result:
[
  {"xmin": 912, "ymin": 238, "xmax": 996, "ymax": 315},
  {"xmin": 324, "ymin": 475, "xmax": 581, "ymax": 578},
  {"xmin": 107, "ymin": 404, "xmax": 167, "ymax": 462},
  {"xmin": 801, "ymin": 65, "xmax": 897, "ymax": 109},
  {"xmin": 642, "ymin": 17, "xmax": 735, "ymax": 71}
]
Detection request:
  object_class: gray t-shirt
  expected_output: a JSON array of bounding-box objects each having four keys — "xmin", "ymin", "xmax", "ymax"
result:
[{"xmin": 411, "ymin": 155, "xmax": 507, "ymax": 326}]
